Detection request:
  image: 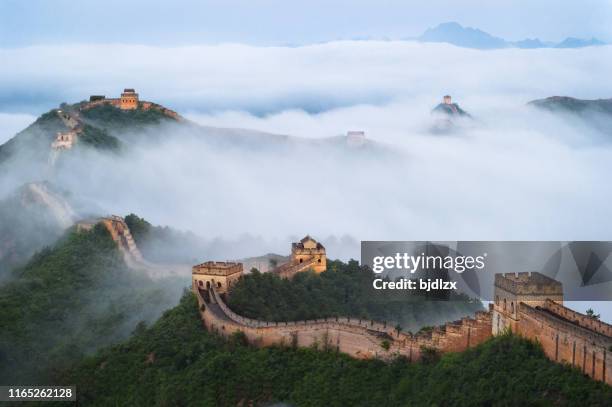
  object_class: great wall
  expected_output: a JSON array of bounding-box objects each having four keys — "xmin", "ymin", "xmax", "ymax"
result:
[
  {"xmin": 189, "ymin": 235, "xmax": 612, "ymax": 385},
  {"xmin": 49, "ymin": 88, "xmax": 181, "ymax": 164},
  {"xmin": 72, "ymin": 217, "xmax": 612, "ymax": 385},
  {"xmin": 76, "ymin": 215, "xmax": 189, "ymax": 279}
]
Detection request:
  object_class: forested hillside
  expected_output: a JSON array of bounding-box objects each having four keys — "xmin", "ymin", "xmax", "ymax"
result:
[
  {"xmin": 53, "ymin": 292, "xmax": 612, "ymax": 406},
  {"xmin": 0, "ymin": 224, "xmax": 182, "ymax": 384},
  {"xmin": 227, "ymin": 260, "xmax": 483, "ymax": 332}
]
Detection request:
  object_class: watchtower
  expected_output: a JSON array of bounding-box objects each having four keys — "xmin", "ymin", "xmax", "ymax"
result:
[
  {"xmin": 346, "ymin": 131, "xmax": 366, "ymax": 147},
  {"xmin": 120, "ymin": 88, "xmax": 139, "ymax": 110},
  {"xmin": 192, "ymin": 261, "xmax": 243, "ymax": 294},
  {"xmin": 291, "ymin": 235, "xmax": 326, "ymax": 273},
  {"xmin": 443, "ymin": 95, "xmax": 452, "ymax": 105},
  {"xmin": 492, "ymin": 272, "xmax": 563, "ymax": 334}
]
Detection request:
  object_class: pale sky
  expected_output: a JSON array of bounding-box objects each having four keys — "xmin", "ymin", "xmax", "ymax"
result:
[{"xmin": 1, "ymin": 0, "xmax": 611, "ymax": 46}]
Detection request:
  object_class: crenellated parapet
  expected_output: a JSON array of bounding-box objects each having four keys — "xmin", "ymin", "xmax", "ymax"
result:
[
  {"xmin": 539, "ymin": 299, "xmax": 612, "ymax": 337},
  {"xmin": 194, "ymin": 282, "xmax": 492, "ymax": 361},
  {"xmin": 492, "ymin": 271, "xmax": 611, "ymax": 385},
  {"xmin": 494, "ymin": 272, "xmax": 563, "ymax": 297},
  {"xmin": 81, "ymin": 89, "xmax": 182, "ymax": 120}
]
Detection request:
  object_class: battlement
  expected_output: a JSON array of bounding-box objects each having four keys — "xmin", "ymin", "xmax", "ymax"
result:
[
  {"xmin": 494, "ymin": 272, "xmax": 562, "ymax": 296},
  {"xmin": 193, "ymin": 261, "xmax": 243, "ymax": 276},
  {"xmin": 520, "ymin": 303, "xmax": 611, "ymax": 347},
  {"xmin": 194, "ymin": 276, "xmax": 493, "ymax": 362},
  {"xmin": 82, "ymin": 89, "xmax": 181, "ymax": 120},
  {"xmin": 539, "ymin": 299, "xmax": 612, "ymax": 338}
]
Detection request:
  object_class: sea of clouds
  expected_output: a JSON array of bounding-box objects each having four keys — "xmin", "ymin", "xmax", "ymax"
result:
[{"xmin": 2, "ymin": 41, "xmax": 612, "ymax": 317}]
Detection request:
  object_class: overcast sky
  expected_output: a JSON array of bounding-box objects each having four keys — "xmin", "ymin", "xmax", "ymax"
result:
[{"xmin": 1, "ymin": 0, "xmax": 611, "ymax": 46}]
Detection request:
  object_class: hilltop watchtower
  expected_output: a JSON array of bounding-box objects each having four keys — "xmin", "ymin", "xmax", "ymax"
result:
[
  {"xmin": 492, "ymin": 272, "xmax": 563, "ymax": 334},
  {"xmin": 291, "ymin": 235, "xmax": 326, "ymax": 273},
  {"xmin": 443, "ymin": 95, "xmax": 452, "ymax": 104},
  {"xmin": 192, "ymin": 261, "xmax": 243, "ymax": 294},
  {"xmin": 120, "ymin": 88, "xmax": 139, "ymax": 110}
]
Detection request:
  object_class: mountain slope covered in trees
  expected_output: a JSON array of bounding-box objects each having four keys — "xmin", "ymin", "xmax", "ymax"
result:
[
  {"xmin": 228, "ymin": 260, "xmax": 482, "ymax": 332},
  {"xmin": 52, "ymin": 292, "xmax": 612, "ymax": 406},
  {"xmin": 0, "ymin": 224, "xmax": 183, "ymax": 384}
]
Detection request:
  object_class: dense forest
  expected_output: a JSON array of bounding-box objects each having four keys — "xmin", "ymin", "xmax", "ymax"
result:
[
  {"xmin": 0, "ymin": 225, "xmax": 182, "ymax": 384},
  {"xmin": 53, "ymin": 292, "xmax": 612, "ymax": 406},
  {"xmin": 227, "ymin": 260, "xmax": 483, "ymax": 332}
]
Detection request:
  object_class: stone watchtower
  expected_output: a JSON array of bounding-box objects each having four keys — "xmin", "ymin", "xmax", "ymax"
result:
[
  {"xmin": 192, "ymin": 261, "xmax": 243, "ymax": 294},
  {"xmin": 291, "ymin": 235, "xmax": 326, "ymax": 273},
  {"xmin": 492, "ymin": 272, "xmax": 563, "ymax": 334},
  {"xmin": 443, "ymin": 95, "xmax": 452, "ymax": 105},
  {"xmin": 120, "ymin": 88, "xmax": 139, "ymax": 110}
]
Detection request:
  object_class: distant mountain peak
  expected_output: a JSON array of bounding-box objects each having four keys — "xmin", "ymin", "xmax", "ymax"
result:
[
  {"xmin": 418, "ymin": 22, "xmax": 606, "ymax": 50},
  {"xmin": 419, "ymin": 22, "xmax": 507, "ymax": 49}
]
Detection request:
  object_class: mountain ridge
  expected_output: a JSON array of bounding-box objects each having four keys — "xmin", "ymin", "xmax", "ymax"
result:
[{"xmin": 419, "ymin": 22, "xmax": 607, "ymax": 49}]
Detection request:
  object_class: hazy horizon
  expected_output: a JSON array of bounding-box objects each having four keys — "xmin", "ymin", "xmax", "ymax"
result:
[{"xmin": 1, "ymin": 0, "xmax": 611, "ymax": 47}]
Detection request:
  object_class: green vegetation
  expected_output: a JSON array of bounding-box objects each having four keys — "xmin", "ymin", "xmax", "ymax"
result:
[
  {"xmin": 80, "ymin": 103, "xmax": 173, "ymax": 131},
  {"xmin": 227, "ymin": 260, "xmax": 483, "ymax": 332},
  {"xmin": 55, "ymin": 291, "xmax": 612, "ymax": 406},
  {"xmin": 124, "ymin": 213, "xmax": 153, "ymax": 244},
  {"xmin": 586, "ymin": 308, "xmax": 601, "ymax": 320},
  {"xmin": 124, "ymin": 213, "xmax": 204, "ymax": 263},
  {"xmin": 79, "ymin": 124, "xmax": 121, "ymax": 151},
  {"xmin": 0, "ymin": 224, "xmax": 181, "ymax": 384}
]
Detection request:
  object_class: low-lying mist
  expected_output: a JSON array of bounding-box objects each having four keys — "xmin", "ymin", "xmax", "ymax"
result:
[{"xmin": 2, "ymin": 41, "xmax": 612, "ymax": 320}]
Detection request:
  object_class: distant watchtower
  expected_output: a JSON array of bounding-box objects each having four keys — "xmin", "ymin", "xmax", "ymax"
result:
[
  {"xmin": 120, "ymin": 88, "xmax": 139, "ymax": 110},
  {"xmin": 291, "ymin": 235, "xmax": 326, "ymax": 273},
  {"xmin": 443, "ymin": 95, "xmax": 452, "ymax": 105},
  {"xmin": 192, "ymin": 261, "xmax": 243, "ymax": 294},
  {"xmin": 346, "ymin": 131, "xmax": 366, "ymax": 147},
  {"xmin": 492, "ymin": 272, "xmax": 563, "ymax": 334}
]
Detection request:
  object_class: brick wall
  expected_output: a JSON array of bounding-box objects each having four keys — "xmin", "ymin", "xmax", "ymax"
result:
[{"xmin": 195, "ymin": 285, "xmax": 492, "ymax": 362}]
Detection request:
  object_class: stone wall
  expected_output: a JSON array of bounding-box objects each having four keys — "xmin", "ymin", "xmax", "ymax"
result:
[
  {"xmin": 100, "ymin": 216, "xmax": 144, "ymax": 263},
  {"xmin": 516, "ymin": 302, "xmax": 611, "ymax": 385},
  {"xmin": 540, "ymin": 299, "xmax": 612, "ymax": 337},
  {"xmin": 271, "ymin": 257, "xmax": 319, "ymax": 279},
  {"xmin": 195, "ymin": 285, "xmax": 492, "ymax": 361},
  {"xmin": 80, "ymin": 98, "xmax": 181, "ymax": 120}
]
